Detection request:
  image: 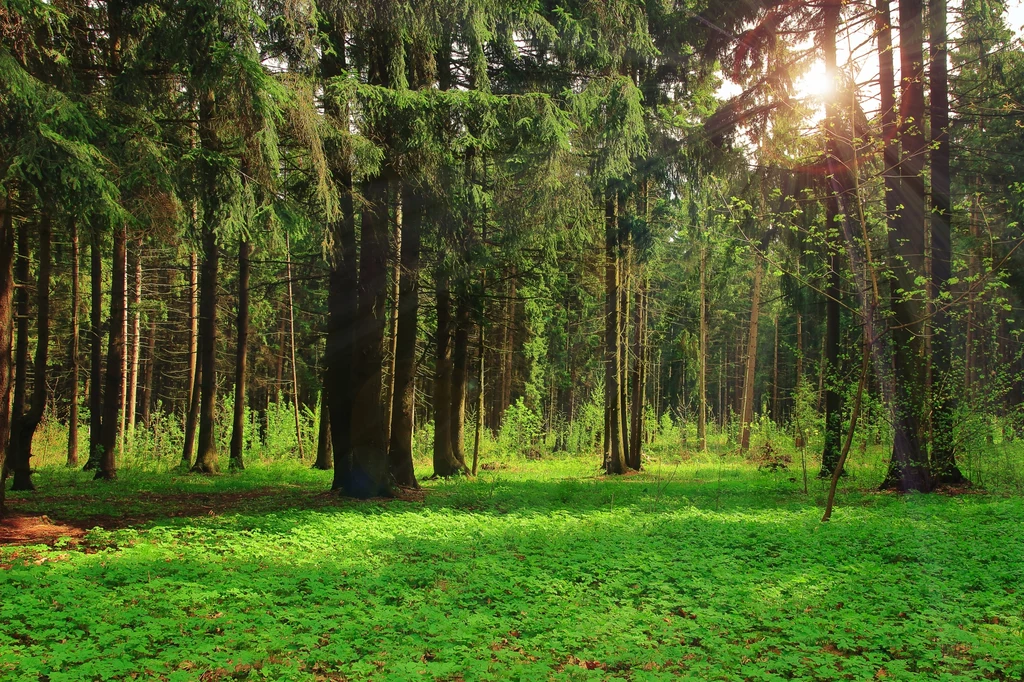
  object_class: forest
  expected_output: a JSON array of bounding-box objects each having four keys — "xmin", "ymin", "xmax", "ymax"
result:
[{"xmin": 2, "ymin": 0, "xmax": 1024, "ymax": 679}]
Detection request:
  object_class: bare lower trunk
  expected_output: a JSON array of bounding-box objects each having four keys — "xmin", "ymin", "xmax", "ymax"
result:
[
  {"xmin": 286, "ymin": 233, "xmax": 304, "ymax": 460},
  {"xmin": 450, "ymin": 295, "xmax": 471, "ymax": 468},
  {"xmin": 386, "ymin": 182, "xmax": 421, "ymax": 488},
  {"xmin": 96, "ymin": 223, "xmax": 127, "ymax": 480},
  {"xmin": 433, "ymin": 271, "xmax": 463, "ymax": 476},
  {"xmin": 739, "ymin": 256, "xmax": 764, "ymax": 454},
  {"xmin": 472, "ymin": 320, "xmax": 484, "ymax": 476},
  {"xmin": 605, "ymin": 191, "xmax": 626, "ymax": 474},
  {"xmin": 229, "ymin": 240, "xmax": 250, "ymax": 471},
  {"xmin": 140, "ymin": 315, "xmax": 156, "ymax": 427},
  {"xmin": 9, "ymin": 215, "xmax": 51, "ymax": 490},
  {"xmin": 68, "ymin": 218, "xmax": 80, "ymax": 467},
  {"xmin": 192, "ymin": 225, "xmax": 219, "ymax": 474},
  {"xmin": 698, "ymin": 246, "xmax": 707, "ymax": 451},
  {"xmin": 314, "ymin": 390, "xmax": 332, "ymax": 470},
  {"xmin": 181, "ymin": 343, "xmax": 201, "ymax": 468},
  {"xmin": 126, "ymin": 240, "xmax": 142, "ymax": 431},
  {"xmin": 0, "ymin": 196, "xmax": 15, "ymax": 516},
  {"xmin": 185, "ymin": 251, "xmax": 198, "ymax": 429},
  {"xmin": 85, "ymin": 228, "xmax": 103, "ymax": 471},
  {"xmin": 383, "ymin": 199, "xmax": 401, "ymax": 452},
  {"xmin": 628, "ymin": 284, "xmax": 646, "ymax": 469}
]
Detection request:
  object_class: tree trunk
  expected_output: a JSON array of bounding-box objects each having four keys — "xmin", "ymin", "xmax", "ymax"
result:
[
  {"xmin": 881, "ymin": 0, "xmax": 931, "ymax": 491},
  {"xmin": 229, "ymin": 240, "xmax": 250, "ymax": 471},
  {"xmin": 96, "ymin": 222, "xmax": 126, "ymax": 480},
  {"xmin": 85, "ymin": 228, "xmax": 103, "ymax": 471},
  {"xmin": 118, "ymin": 244, "xmax": 127, "ymax": 454},
  {"xmin": 698, "ymin": 245, "xmax": 708, "ymax": 451},
  {"xmin": 383, "ymin": 198, "xmax": 401, "ymax": 452},
  {"xmin": 473, "ymin": 320, "xmax": 484, "ymax": 476},
  {"xmin": 450, "ymin": 295, "xmax": 471, "ymax": 468},
  {"xmin": 185, "ymin": 250, "xmax": 198, "ymax": 430},
  {"xmin": 11, "ymin": 217, "xmax": 30, "ymax": 453},
  {"xmin": 433, "ymin": 271, "xmax": 463, "ymax": 476},
  {"xmin": 820, "ymin": 0, "xmax": 845, "ymax": 478},
  {"xmin": 794, "ymin": 310, "xmax": 804, "ymax": 447},
  {"xmin": 192, "ymin": 223, "xmax": 219, "ymax": 474},
  {"xmin": 181, "ymin": 339, "xmax": 201, "ymax": 468},
  {"xmin": 628, "ymin": 284, "xmax": 646, "ymax": 469},
  {"xmin": 314, "ymin": 390, "xmax": 333, "ymax": 470},
  {"xmin": 0, "ymin": 195, "xmax": 15, "ymax": 516},
  {"xmin": 605, "ymin": 190, "xmax": 627, "ymax": 474},
  {"xmin": 928, "ymin": 0, "xmax": 964, "ymax": 485},
  {"xmin": 387, "ymin": 181, "xmax": 421, "ymax": 488},
  {"xmin": 772, "ymin": 314, "xmax": 780, "ymax": 422},
  {"xmin": 739, "ymin": 256, "xmax": 764, "ymax": 454},
  {"xmin": 9, "ymin": 214, "xmax": 50, "ymax": 490},
  {"xmin": 68, "ymin": 218, "xmax": 81, "ymax": 467},
  {"xmin": 285, "ymin": 233, "xmax": 304, "ymax": 460},
  {"xmin": 140, "ymin": 313, "xmax": 156, "ymax": 427},
  {"xmin": 126, "ymin": 239, "xmax": 142, "ymax": 431}
]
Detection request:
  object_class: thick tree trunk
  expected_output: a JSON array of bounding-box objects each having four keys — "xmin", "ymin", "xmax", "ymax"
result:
[
  {"xmin": 327, "ymin": 169, "xmax": 359, "ymax": 492},
  {"xmin": 772, "ymin": 314, "xmax": 780, "ymax": 423},
  {"xmin": 9, "ymin": 215, "xmax": 51, "ymax": 490},
  {"xmin": 387, "ymin": 182, "xmax": 421, "ymax": 488},
  {"xmin": 472, "ymin": 321, "xmax": 484, "ymax": 476},
  {"xmin": 96, "ymin": 223, "xmax": 127, "ymax": 480},
  {"xmin": 126, "ymin": 240, "xmax": 142, "ymax": 431},
  {"xmin": 928, "ymin": 0, "xmax": 964, "ymax": 485},
  {"xmin": 285, "ymin": 233, "xmax": 304, "ymax": 460},
  {"xmin": 739, "ymin": 256, "xmax": 764, "ymax": 454},
  {"xmin": 450, "ymin": 296, "xmax": 471, "ymax": 468},
  {"xmin": 433, "ymin": 271, "xmax": 463, "ymax": 476},
  {"xmin": 85, "ymin": 228, "xmax": 103, "ymax": 471},
  {"xmin": 229, "ymin": 240, "xmax": 250, "ymax": 471},
  {"xmin": 0, "ymin": 196, "xmax": 15, "ymax": 516},
  {"xmin": 605, "ymin": 190, "xmax": 626, "ymax": 474},
  {"xmin": 68, "ymin": 218, "xmax": 81, "ymax": 467},
  {"xmin": 881, "ymin": 0, "xmax": 931, "ymax": 491},
  {"xmin": 628, "ymin": 285, "xmax": 646, "ymax": 469},
  {"xmin": 314, "ymin": 390, "xmax": 332, "ymax": 470},
  {"xmin": 192, "ymin": 224, "xmax": 219, "ymax": 474},
  {"xmin": 9, "ymin": 216, "xmax": 31, "ymax": 484},
  {"xmin": 794, "ymin": 310, "xmax": 804, "ymax": 447}
]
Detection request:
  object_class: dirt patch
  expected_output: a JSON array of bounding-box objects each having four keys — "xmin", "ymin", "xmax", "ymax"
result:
[{"xmin": 0, "ymin": 514, "xmax": 87, "ymax": 547}]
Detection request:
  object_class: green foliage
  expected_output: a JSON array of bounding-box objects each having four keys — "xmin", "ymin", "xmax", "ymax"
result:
[{"xmin": 4, "ymin": 459, "xmax": 1024, "ymax": 680}]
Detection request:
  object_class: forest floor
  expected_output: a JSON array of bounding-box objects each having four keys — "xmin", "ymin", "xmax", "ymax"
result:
[{"xmin": 2, "ymin": 456, "xmax": 1023, "ymax": 681}]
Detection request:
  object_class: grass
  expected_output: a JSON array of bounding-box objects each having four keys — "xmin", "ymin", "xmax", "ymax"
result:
[{"xmin": 2, "ymin": 447, "xmax": 1024, "ymax": 681}]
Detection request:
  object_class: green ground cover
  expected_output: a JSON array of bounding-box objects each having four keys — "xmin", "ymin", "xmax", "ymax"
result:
[{"xmin": 2, "ymin": 457, "xmax": 1023, "ymax": 681}]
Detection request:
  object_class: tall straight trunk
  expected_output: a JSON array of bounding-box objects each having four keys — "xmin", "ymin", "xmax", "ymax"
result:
[
  {"xmin": 185, "ymin": 251, "xmax": 198, "ymax": 427},
  {"xmin": 140, "ymin": 314, "xmax": 156, "ymax": 427},
  {"xmin": 126, "ymin": 240, "xmax": 142, "ymax": 431},
  {"xmin": 97, "ymin": 222, "xmax": 127, "ymax": 480},
  {"xmin": 85, "ymin": 228, "xmax": 103, "ymax": 470},
  {"xmin": 387, "ymin": 182, "xmax": 421, "ymax": 488},
  {"xmin": 928, "ymin": 0, "xmax": 964, "ymax": 485},
  {"xmin": 383, "ymin": 199, "xmax": 401, "ymax": 452},
  {"xmin": 794, "ymin": 310, "xmax": 804, "ymax": 447},
  {"xmin": 285, "ymin": 233, "xmax": 304, "ymax": 460},
  {"xmin": 772, "ymin": 314, "xmax": 780, "ymax": 422},
  {"xmin": 314, "ymin": 390, "xmax": 332, "ymax": 470},
  {"xmin": 820, "ymin": 0, "xmax": 845, "ymax": 477},
  {"xmin": 881, "ymin": 0, "xmax": 931, "ymax": 491},
  {"xmin": 275, "ymin": 304, "xmax": 286, "ymax": 393},
  {"xmin": 500, "ymin": 274, "xmax": 516, "ymax": 423},
  {"xmin": 698, "ymin": 245, "xmax": 708, "ymax": 451},
  {"xmin": 472, "ymin": 321, "xmax": 484, "ymax": 476},
  {"xmin": 0, "ymin": 196, "xmax": 14, "ymax": 516},
  {"xmin": 192, "ymin": 88, "xmax": 221, "ymax": 475},
  {"xmin": 118, "ymin": 244, "xmax": 127, "ymax": 453},
  {"xmin": 628, "ymin": 284, "xmax": 646, "ymax": 469},
  {"xmin": 605, "ymin": 190, "xmax": 626, "ymax": 474},
  {"xmin": 68, "ymin": 218, "xmax": 81, "ymax": 466},
  {"xmin": 181, "ymin": 338, "xmax": 201, "ymax": 468},
  {"xmin": 450, "ymin": 295, "xmax": 471, "ymax": 467},
  {"xmin": 10, "ymin": 217, "xmax": 30, "ymax": 465},
  {"xmin": 433, "ymin": 271, "xmax": 462, "ymax": 476},
  {"xmin": 739, "ymin": 256, "xmax": 764, "ymax": 454},
  {"xmin": 9, "ymin": 214, "xmax": 51, "ymax": 490},
  {"xmin": 229, "ymin": 240, "xmax": 250, "ymax": 470},
  {"xmin": 192, "ymin": 224, "xmax": 219, "ymax": 473}
]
